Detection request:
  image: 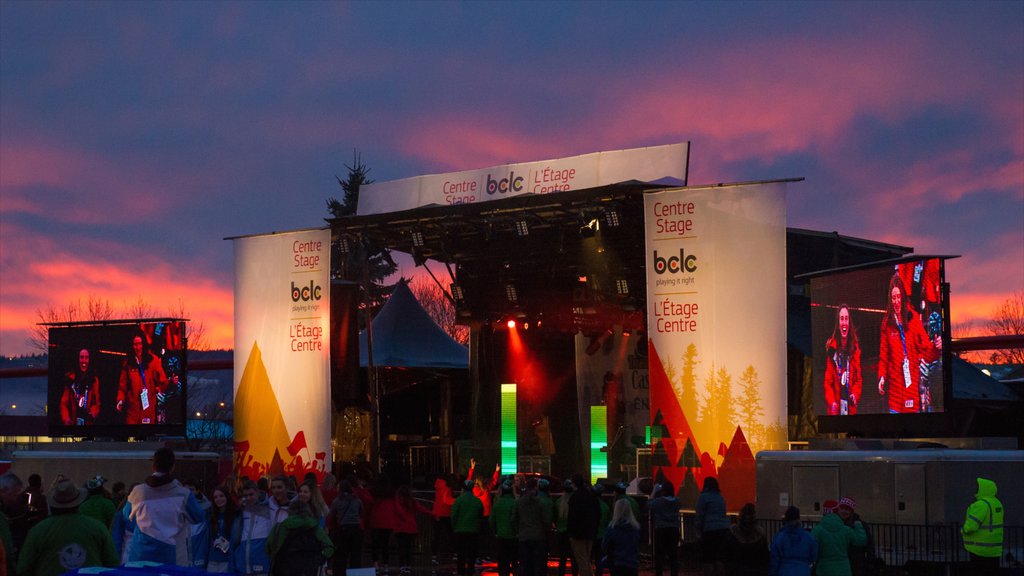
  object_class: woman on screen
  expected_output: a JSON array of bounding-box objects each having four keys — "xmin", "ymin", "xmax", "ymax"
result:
[
  {"xmin": 60, "ymin": 348, "xmax": 101, "ymax": 425},
  {"xmin": 877, "ymin": 274, "xmax": 939, "ymax": 413},
  {"xmin": 824, "ymin": 304, "xmax": 861, "ymax": 415}
]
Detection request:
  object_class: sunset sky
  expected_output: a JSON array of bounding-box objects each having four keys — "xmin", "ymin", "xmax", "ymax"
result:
[{"xmin": 1, "ymin": 1, "xmax": 1021, "ymax": 357}]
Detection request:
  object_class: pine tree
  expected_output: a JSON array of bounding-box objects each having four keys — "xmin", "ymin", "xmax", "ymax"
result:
[
  {"xmin": 696, "ymin": 364, "xmax": 718, "ymax": 449},
  {"xmin": 327, "ymin": 152, "xmax": 398, "ymax": 313},
  {"xmin": 737, "ymin": 365, "xmax": 765, "ymax": 439},
  {"xmin": 680, "ymin": 343, "xmax": 700, "ymax": 421},
  {"xmin": 714, "ymin": 366, "xmax": 736, "ymax": 443}
]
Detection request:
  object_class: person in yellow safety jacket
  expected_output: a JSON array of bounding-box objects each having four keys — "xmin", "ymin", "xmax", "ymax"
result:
[{"xmin": 961, "ymin": 477, "xmax": 1003, "ymax": 575}]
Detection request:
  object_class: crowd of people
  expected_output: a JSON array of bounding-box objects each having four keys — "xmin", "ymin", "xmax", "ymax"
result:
[{"xmin": 0, "ymin": 454, "xmax": 1005, "ymax": 576}]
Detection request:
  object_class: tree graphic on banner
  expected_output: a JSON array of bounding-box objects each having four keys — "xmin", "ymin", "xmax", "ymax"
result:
[
  {"xmin": 714, "ymin": 367, "xmax": 736, "ymax": 444},
  {"xmin": 680, "ymin": 343, "xmax": 700, "ymax": 424},
  {"xmin": 737, "ymin": 365, "xmax": 766, "ymax": 450}
]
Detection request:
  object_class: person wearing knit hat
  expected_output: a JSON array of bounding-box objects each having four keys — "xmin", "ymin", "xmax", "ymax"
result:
[
  {"xmin": 490, "ymin": 479, "xmax": 517, "ymax": 576},
  {"xmin": 79, "ymin": 475, "xmax": 116, "ymax": 529},
  {"xmin": 811, "ymin": 498, "xmax": 867, "ymax": 576},
  {"xmin": 770, "ymin": 506, "xmax": 816, "ymax": 576},
  {"xmin": 16, "ymin": 477, "xmax": 119, "ymax": 576},
  {"xmin": 836, "ymin": 497, "xmax": 876, "ymax": 576}
]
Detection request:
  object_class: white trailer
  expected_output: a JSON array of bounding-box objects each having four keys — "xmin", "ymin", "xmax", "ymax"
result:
[
  {"xmin": 10, "ymin": 449, "xmax": 221, "ymax": 491},
  {"xmin": 755, "ymin": 449, "xmax": 1024, "ymax": 526}
]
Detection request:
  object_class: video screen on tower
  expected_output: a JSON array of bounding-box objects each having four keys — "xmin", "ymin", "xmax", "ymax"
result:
[
  {"xmin": 47, "ymin": 320, "xmax": 187, "ymax": 437},
  {"xmin": 809, "ymin": 258, "xmax": 948, "ymax": 416}
]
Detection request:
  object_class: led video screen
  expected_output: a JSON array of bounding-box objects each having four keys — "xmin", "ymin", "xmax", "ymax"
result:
[
  {"xmin": 810, "ymin": 258, "xmax": 947, "ymax": 416},
  {"xmin": 47, "ymin": 321, "xmax": 187, "ymax": 437}
]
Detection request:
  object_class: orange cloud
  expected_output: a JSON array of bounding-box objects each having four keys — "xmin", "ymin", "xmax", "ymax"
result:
[{"xmin": 0, "ymin": 222, "xmax": 233, "ymax": 356}]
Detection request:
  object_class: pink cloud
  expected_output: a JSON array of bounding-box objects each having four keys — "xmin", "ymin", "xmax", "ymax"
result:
[{"xmin": 0, "ymin": 139, "xmax": 177, "ymax": 224}]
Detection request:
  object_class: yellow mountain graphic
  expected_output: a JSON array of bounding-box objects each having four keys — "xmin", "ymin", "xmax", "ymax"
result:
[{"xmin": 235, "ymin": 341, "xmax": 292, "ymax": 473}]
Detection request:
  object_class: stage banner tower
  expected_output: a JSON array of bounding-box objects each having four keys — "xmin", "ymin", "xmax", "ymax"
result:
[
  {"xmin": 232, "ymin": 228, "xmax": 332, "ymax": 481},
  {"xmin": 644, "ymin": 182, "xmax": 787, "ymax": 510}
]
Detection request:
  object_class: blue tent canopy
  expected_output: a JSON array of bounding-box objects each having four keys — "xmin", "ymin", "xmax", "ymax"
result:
[{"xmin": 359, "ymin": 280, "xmax": 469, "ymax": 369}]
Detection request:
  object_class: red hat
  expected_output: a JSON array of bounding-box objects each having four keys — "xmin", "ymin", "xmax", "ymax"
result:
[
  {"xmin": 839, "ymin": 497, "xmax": 856, "ymax": 512},
  {"xmin": 822, "ymin": 499, "xmax": 839, "ymax": 514}
]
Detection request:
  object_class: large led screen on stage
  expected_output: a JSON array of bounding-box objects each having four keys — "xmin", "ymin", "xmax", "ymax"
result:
[
  {"xmin": 47, "ymin": 321, "xmax": 187, "ymax": 437},
  {"xmin": 810, "ymin": 258, "xmax": 948, "ymax": 416}
]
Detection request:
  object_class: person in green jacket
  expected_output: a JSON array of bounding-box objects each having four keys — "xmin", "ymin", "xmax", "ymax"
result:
[
  {"xmin": 452, "ymin": 479, "xmax": 484, "ymax": 576},
  {"xmin": 962, "ymin": 477, "xmax": 1003, "ymax": 575},
  {"xmin": 16, "ymin": 477, "xmax": 118, "ymax": 576},
  {"xmin": 491, "ymin": 480, "xmax": 518, "ymax": 576},
  {"xmin": 266, "ymin": 499, "xmax": 334, "ymax": 576},
  {"xmin": 555, "ymin": 480, "xmax": 577, "ymax": 576},
  {"xmin": 78, "ymin": 475, "xmax": 116, "ymax": 528},
  {"xmin": 811, "ymin": 500, "xmax": 866, "ymax": 576}
]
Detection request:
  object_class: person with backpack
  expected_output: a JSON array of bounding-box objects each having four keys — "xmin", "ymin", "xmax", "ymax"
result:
[{"xmin": 267, "ymin": 499, "xmax": 334, "ymax": 576}]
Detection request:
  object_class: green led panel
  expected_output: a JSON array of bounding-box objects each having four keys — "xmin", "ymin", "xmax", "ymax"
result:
[
  {"xmin": 590, "ymin": 405, "xmax": 607, "ymax": 484},
  {"xmin": 501, "ymin": 383, "xmax": 517, "ymax": 474}
]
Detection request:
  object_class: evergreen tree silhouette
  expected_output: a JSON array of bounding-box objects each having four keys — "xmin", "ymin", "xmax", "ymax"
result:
[
  {"xmin": 737, "ymin": 365, "xmax": 765, "ymax": 446},
  {"xmin": 697, "ymin": 363, "xmax": 718, "ymax": 451},
  {"xmin": 680, "ymin": 343, "xmax": 700, "ymax": 421},
  {"xmin": 714, "ymin": 366, "xmax": 736, "ymax": 443}
]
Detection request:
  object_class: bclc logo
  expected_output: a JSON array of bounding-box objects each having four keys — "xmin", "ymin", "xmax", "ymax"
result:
[
  {"xmin": 486, "ymin": 172, "xmax": 524, "ymax": 195},
  {"xmin": 291, "ymin": 280, "xmax": 322, "ymax": 301},
  {"xmin": 653, "ymin": 249, "xmax": 698, "ymax": 274}
]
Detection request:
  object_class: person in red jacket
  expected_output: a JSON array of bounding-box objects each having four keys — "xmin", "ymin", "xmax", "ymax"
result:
[
  {"xmin": 116, "ymin": 333, "xmax": 168, "ymax": 425},
  {"xmin": 61, "ymin": 348, "xmax": 101, "ymax": 426},
  {"xmin": 432, "ymin": 475, "xmax": 456, "ymax": 563},
  {"xmin": 393, "ymin": 484, "xmax": 431, "ymax": 574},
  {"xmin": 877, "ymin": 273, "xmax": 940, "ymax": 413},
  {"xmin": 823, "ymin": 305, "xmax": 862, "ymax": 415}
]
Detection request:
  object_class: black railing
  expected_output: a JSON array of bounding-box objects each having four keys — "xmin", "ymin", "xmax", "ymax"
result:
[{"xmin": 753, "ymin": 517, "xmax": 1024, "ymax": 568}]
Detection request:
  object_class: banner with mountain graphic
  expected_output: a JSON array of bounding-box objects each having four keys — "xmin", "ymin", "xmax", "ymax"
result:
[
  {"xmin": 232, "ymin": 228, "xmax": 331, "ymax": 481},
  {"xmin": 644, "ymin": 182, "xmax": 788, "ymax": 510}
]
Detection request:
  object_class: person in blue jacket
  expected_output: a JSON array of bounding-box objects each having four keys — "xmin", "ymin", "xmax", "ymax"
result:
[
  {"xmin": 231, "ymin": 480, "xmax": 275, "ymax": 575},
  {"xmin": 769, "ymin": 507, "xmax": 817, "ymax": 576},
  {"xmin": 184, "ymin": 479, "xmax": 212, "ymax": 569},
  {"xmin": 124, "ymin": 447, "xmax": 206, "ymax": 565}
]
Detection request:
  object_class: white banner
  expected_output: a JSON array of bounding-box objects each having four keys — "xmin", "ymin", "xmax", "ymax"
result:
[
  {"xmin": 644, "ymin": 182, "xmax": 787, "ymax": 508},
  {"xmin": 358, "ymin": 142, "xmax": 690, "ymax": 215},
  {"xmin": 233, "ymin": 228, "xmax": 331, "ymax": 481}
]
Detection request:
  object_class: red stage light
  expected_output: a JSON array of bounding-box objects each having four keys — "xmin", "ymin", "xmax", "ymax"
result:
[{"xmin": 507, "ymin": 319, "xmax": 517, "ymax": 329}]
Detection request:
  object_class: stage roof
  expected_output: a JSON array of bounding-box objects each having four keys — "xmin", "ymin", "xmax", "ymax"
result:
[{"xmin": 329, "ymin": 180, "xmax": 915, "ymax": 335}]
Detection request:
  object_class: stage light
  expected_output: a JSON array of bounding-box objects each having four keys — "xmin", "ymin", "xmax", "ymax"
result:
[
  {"xmin": 450, "ymin": 283, "xmax": 465, "ymax": 302},
  {"xmin": 615, "ymin": 278, "xmax": 629, "ymax": 296},
  {"xmin": 579, "ymin": 219, "xmax": 598, "ymax": 238},
  {"xmin": 507, "ymin": 319, "xmax": 517, "ymax": 329},
  {"xmin": 604, "ymin": 209, "xmax": 620, "ymax": 228},
  {"xmin": 336, "ymin": 236, "xmax": 351, "ymax": 254},
  {"xmin": 411, "ymin": 230, "xmax": 425, "ymax": 248},
  {"xmin": 505, "ymin": 283, "xmax": 518, "ymax": 304},
  {"xmin": 515, "ymin": 220, "xmax": 529, "ymax": 237}
]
